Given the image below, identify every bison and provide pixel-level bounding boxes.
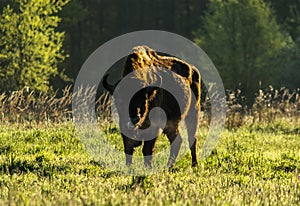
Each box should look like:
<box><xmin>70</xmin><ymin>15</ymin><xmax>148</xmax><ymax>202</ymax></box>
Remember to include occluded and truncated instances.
<box><xmin>103</xmin><ymin>46</ymin><xmax>201</xmax><ymax>167</ymax></box>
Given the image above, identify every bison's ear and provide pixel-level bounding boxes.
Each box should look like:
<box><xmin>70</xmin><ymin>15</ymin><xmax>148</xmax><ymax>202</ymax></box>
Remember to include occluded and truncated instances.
<box><xmin>102</xmin><ymin>74</ymin><xmax>119</xmax><ymax>95</ymax></box>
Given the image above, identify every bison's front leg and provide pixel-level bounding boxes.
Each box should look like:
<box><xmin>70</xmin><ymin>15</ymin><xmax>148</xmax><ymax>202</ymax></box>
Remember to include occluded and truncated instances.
<box><xmin>142</xmin><ymin>138</ymin><xmax>157</xmax><ymax>167</ymax></box>
<box><xmin>164</xmin><ymin>127</ymin><xmax>182</xmax><ymax>167</ymax></box>
<box><xmin>124</xmin><ymin>143</ymin><xmax>134</xmax><ymax>166</ymax></box>
<box><xmin>122</xmin><ymin>135</ymin><xmax>142</xmax><ymax>166</ymax></box>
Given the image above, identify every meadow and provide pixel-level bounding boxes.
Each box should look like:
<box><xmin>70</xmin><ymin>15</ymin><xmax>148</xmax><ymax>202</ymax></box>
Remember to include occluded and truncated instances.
<box><xmin>0</xmin><ymin>87</ymin><xmax>299</xmax><ymax>205</ymax></box>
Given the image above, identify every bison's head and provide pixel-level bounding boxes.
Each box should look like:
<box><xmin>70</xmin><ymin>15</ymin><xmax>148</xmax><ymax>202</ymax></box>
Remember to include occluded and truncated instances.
<box><xmin>102</xmin><ymin>70</ymin><xmax>162</xmax><ymax>135</ymax></box>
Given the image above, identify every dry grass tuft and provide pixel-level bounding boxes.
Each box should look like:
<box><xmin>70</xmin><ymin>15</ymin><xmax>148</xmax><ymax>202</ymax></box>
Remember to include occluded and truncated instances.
<box><xmin>0</xmin><ymin>85</ymin><xmax>299</xmax><ymax>128</ymax></box>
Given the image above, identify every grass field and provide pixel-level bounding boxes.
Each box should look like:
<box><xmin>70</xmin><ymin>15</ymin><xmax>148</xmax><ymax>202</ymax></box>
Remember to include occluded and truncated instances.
<box><xmin>0</xmin><ymin>121</ymin><xmax>299</xmax><ymax>205</ymax></box>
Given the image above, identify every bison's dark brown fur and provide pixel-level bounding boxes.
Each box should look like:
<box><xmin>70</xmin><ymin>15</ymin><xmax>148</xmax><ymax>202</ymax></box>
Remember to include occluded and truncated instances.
<box><xmin>103</xmin><ymin>46</ymin><xmax>201</xmax><ymax>167</ymax></box>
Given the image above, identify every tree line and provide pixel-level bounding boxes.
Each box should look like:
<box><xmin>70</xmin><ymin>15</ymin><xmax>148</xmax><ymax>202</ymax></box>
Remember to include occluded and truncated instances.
<box><xmin>0</xmin><ymin>0</ymin><xmax>299</xmax><ymax>105</ymax></box>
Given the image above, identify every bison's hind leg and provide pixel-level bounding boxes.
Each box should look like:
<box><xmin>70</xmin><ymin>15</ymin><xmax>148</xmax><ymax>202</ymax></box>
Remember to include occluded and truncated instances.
<box><xmin>185</xmin><ymin>105</ymin><xmax>200</xmax><ymax>167</ymax></box>
<box><xmin>186</xmin><ymin>73</ymin><xmax>200</xmax><ymax>167</ymax></box>
<box><xmin>163</xmin><ymin>126</ymin><xmax>182</xmax><ymax>167</ymax></box>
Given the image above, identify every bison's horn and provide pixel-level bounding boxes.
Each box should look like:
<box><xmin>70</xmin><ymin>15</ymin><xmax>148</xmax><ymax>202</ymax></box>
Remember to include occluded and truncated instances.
<box><xmin>102</xmin><ymin>74</ymin><xmax>120</xmax><ymax>94</ymax></box>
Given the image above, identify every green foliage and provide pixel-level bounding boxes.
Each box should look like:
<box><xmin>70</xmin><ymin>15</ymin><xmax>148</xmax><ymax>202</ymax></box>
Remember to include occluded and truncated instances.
<box><xmin>1</xmin><ymin>0</ymin><xmax>297</xmax><ymax>97</ymax></box>
<box><xmin>266</xmin><ymin>0</ymin><xmax>300</xmax><ymax>40</ymax></box>
<box><xmin>0</xmin><ymin>0</ymin><xmax>69</xmax><ymax>92</ymax></box>
<box><xmin>0</xmin><ymin>122</ymin><xmax>299</xmax><ymax>204</ymax></box>
<box><xmin>194</xmin><ymin>0</ymin><xmax>289</xmax><ymax>104</ymax></box>
<box><xmin>277</xmin><ymin>37</ymin><xmax>300</xmax><ymax>89</ymax></box>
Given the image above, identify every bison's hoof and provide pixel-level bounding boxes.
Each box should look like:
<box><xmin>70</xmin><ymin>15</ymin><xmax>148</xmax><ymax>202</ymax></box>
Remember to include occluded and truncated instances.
<box><xmin>144</xmin><ymin>163</ymin><xmax>152</xmax><ymax>169</ymax></box>
<box><xmin>192</xmin><ymin>162</ymin><xmax>198</xmax><ymax>167</ymax></box>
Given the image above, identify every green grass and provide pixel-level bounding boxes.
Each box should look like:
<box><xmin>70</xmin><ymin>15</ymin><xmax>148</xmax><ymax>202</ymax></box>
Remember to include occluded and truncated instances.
<box><xmin>0</xmin><ymin>121</ymin><xmax>299</xmax><ymax>205</ymax></box>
